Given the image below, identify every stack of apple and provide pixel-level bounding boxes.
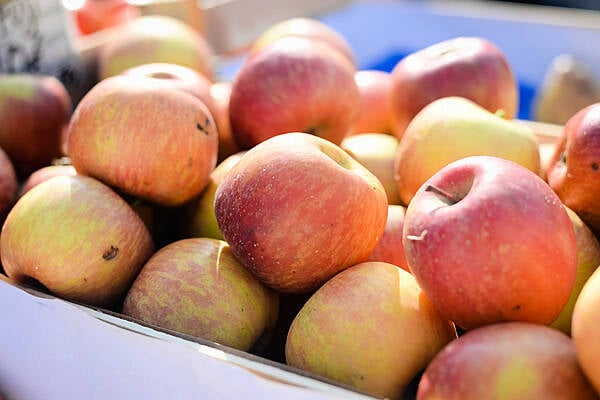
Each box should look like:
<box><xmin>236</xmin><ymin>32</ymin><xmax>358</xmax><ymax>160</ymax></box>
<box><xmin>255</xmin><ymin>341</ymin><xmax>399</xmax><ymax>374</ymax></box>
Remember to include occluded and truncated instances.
<box><xmin>2</xmin><ymin>13</ymin><xmax>600</xmax><ymax>400</ymax></box>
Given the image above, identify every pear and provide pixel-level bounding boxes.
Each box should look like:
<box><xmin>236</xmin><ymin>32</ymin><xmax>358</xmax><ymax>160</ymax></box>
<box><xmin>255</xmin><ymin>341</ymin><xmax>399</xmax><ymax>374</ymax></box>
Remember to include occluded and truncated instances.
<box><xmin>394</xmin><ymin>96</ymin><xmax>541</xmax><ymax>205</ymax></box>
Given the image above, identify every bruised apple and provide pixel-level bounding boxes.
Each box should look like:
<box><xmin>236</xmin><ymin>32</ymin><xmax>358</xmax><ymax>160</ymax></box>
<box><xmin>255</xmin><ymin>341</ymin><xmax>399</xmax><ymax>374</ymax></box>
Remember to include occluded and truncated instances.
<box><xmin>214</xmin><ymin>132</ymin><xmax>388</xmax><ymax>293</ymax></box>
<box><xmin>67</xmin><ymin>75</ymin><xmax>218</xmax><ymax>207</ymax></box>
<box><xmin>417</xmin><ymin>322</ymin><xmax>597</xmax><ymax>399</ymax></box>
<box><xmin>286</xmin><ymin>262</ymin><xmax>457</xmax><ymax>399</ymax></box>
<box><xmin>404</xmin><ymin>156</ymin><xmax>577</xmax><ymax>330</ymax></box>
<box><xmin>1</xmin><ymin>175</ymin><xmax>154</xmax><ymax>307</ymax></box>
<box><xmin>229</xmin><ymin>36</ymin><xmax>360</xmax><ymax>149</ymax></box>
<box><xmin>122</xmin><ymin>238</ymin><xmax>278</xmax><ymax>351</ymax></box>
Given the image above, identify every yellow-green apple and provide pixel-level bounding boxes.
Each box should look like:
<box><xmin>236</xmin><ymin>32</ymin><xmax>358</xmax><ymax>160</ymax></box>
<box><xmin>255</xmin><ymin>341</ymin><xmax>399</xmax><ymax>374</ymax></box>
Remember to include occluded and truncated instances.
<box><xmin>97</xmin><ymin>15</ymin><xmax>215</xmax><ymax>81</ymax></box>
<box><xmin>394</xmin><ymin>96</ymin><xmax>541</xmax><ymax>205</ymax></box>
<box><xmin>417</xmin><ymin>322</ymin><xmax>597</xmax><ymax>399</ymax></box>
<box><xmin>403</xmin><ymin>156</ymin><xmax>578</xmax><ymax>330</ymax></box>
<box><xmin>572</xmin><ymin>265</ymin><xmax>600</xmax><ymax>393</ymax></box>
<box><xmin>546</xmin><ymin>103</ymin><xmax>600</xmax><ymax>232</ymax></box>
<box><xmin>367</xmin><ymin>205</ymin><xmax>409</xmax><ymax>271</ymax></box>
<box><xmin>390</xmin><ymin>37</ymin><xmax>518</xmax><ymax>139</ymax></box>
<box><xmin>67</xmin><ymin>75</ymin><xmax>218</xmax><ymax>207</ymax></box>
<box><xmin>350</xmin><ymin>69</ymin><xmax>394</xmax><ymax>135</ymax></box>
<box><xmin>186</xmin><ymin>151</ymin><xmax>245</xmax><ymax>240</ymax></box>
<box><xmin>250</xmin><ymin>17</ymin><xmax>356</xmax><ymax>66</ymax></box>
<box><xmin>214</xmin><ymin>132</ymin><xmax>388</xmax><ymax>293</ymax></box>
<box><xmin>285</xmin><ymin>261</ymin><xmax>457</xmax><ymax>399</ymax></box>
<box><xmin>341</xmin><ymin>132</ymin><xmax>401</xmax><ymax>205</ymax></box>
<box><xmin>0</xmin><ymin>175</ymin><xmax>154</xmax><ymax>308</ymax></box>
<box><xmin>18</xmin><ymin>164</ymin><xmax>77</xmax><ymax>198</ymax></box>
<box><xmin>122</xmin><ymin>237</ymin><xmax>279</xmax><ymax>352</ymax></box>
<box><xmin>120</xmin><ymin>62</ymin><xmax>216</xmax><ymax>118</ymax></box>
<box><xmin>551</xmin><ymin>207</ymin><xmax>600</xmax><ymax>335</ymax></box>
<box><xmin>209</xmin><ymin>81</ymin><xmax>239</xmax><ymax>163</ymax></box>
<box><xmin>0</xmin><ymin>146</ymin><xmax>17</xmax><ymax>223</ymax></box>
<box><xmin>0</xmin><ymin>74</ymin><xmax>72</xmax><ymax>178</ymax></box>
<box><xmin>228</xmin><ymin>37</ymin><xmax>360</xmax><ymax>150</ymax></box>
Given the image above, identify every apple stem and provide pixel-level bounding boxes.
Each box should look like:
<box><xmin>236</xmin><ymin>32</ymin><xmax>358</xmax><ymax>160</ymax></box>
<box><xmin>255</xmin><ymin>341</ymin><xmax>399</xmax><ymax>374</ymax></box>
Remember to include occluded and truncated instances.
<box><xmin>425</xmin><ymin>184</ymin><xmax>460</xmax><ymax>205</ymax></box>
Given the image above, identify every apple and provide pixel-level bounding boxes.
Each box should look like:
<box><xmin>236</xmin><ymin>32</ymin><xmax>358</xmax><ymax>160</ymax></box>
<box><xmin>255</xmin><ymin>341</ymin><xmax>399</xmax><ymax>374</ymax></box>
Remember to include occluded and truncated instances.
<box><xmin>122</xmin><ymin>237</ymin><xmax>279</xmax><ymax>352</ymax></box>
<box><xmin>214</xmin><ymin>132</ymin><xmax>388</xmax><ymax>293</ymax></box>
<box><xmin>573</xmin><ymin>264</ymin><xmax>600</xmax><ymax>393</ymax></box>
<box><xmin>403</xmin><ymin>155</ymin><xmax>578</xmax><ymax>330</ymax></box>
<box><xmin>120</xmin><ymin>62</ymin><xmax>216</xmax><ymax>118</ymax></box>
<box><xmin>286</xmin><ymin>261</ymin><xmax>457</xmax><ymax>399</ymax></box>
<box><xmin>209</xmin><ymin>81</ymin><xmax>240</xmax><ymax>163</ymax></box>
<box><xmin>0</xmin><ymin>74</ymin><xmax>72</xmax><ymax>178</ymax></box>
<box><xmin>185</xmin><ymin>151</ymin><xmax>245</xmax><ymax>241</ymax></box>
<box><xmin>551</xmin><ymin>206</ymin><xmax>600</xmax><ymax>336</ymax></box>
<box><xmin>350</xmin><ymin>69</ymin><xmax>394</xmax><ymax>135</ymax></box>
<box><xmin>97</xmin><ymin>15</ymin><xmax>215</xmax><ymax>81</ymax></box>
<box><xmin>394</xmin><ymin>96</ymin><xmax>541</xmax><ymax>205</ymax></box>
<box><xmin>250</xmin><ymin>17</ymin><xmax>356</xmax><ymax>66</ymax></box>
<box><xmin>416</xmin><ymin>322</ymin><xmax>597</xmax><ymax>399</ymax></box>
<box><xmin>228</xmin><ymin>36</ymin><xmax>360</xmax><ymax>150</ymax></box>
<box><xmin>0</xmin><ymin>175</ymin><xmax>154</xmax><ymax>308</ymax></box>
<box><xmin>67</xmin><ymin>75</ymin><xmax>219</xmax><ymax>207</ymax></box>
<box><xmin>546</xmin><ymin>103</ymin><xmax>600</xmax><ymax>232</ymax></box>
<box><xmin>70</xmin><ymin>0</ymin><xmax>140</xmax><ymax>36</ymax></box>
<box><xmin>0</xmin><ymin>146</ymin><xmax>17</xmax><ymax>224</ymax></box>
<box><xmin>340</xmin><ymin>132</ymin><xmax>401</xmax><ymax>205</ymax></box>
<box><xmin>390</xmin><ymin>37</ymin><xmax>518</xmax><ymax>139</ymax></box>
<box><xmin>18</xmin><ymin>164</ymin><xmax>77</xmax><ymax>199</ymax></box>
<box><xmin>367</xmin><ymin>205</ymin><xmax>409</xmax><ymax>271</ymax></box>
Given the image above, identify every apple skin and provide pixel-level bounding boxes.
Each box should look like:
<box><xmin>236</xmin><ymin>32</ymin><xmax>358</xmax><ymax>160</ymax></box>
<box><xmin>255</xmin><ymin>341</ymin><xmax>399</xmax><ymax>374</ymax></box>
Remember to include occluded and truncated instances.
<box><xmin>0</xmin><ymin>175</ymin><xmax>154</xmax><ymax>308</ymax></box>
<box><xmin>0</xmin><ymin>74</ymin><xmax>72</xmax><ymax>178</ymax></box>
<box><xmin>390</xmin><ymin>37</ymin><xmax>518</xmax><ymax>139</ymax></box>
<box><xmin>18</xmin><ymin>164</ymin><xmax>77</xmax><ymax>199</ymax></box>
<box><xmin>228</xmin><ymin>36</ymin><xmax>360</xmax><ymax>150</ymax></box>
<box><xmin>285</xmin><ymin>262</ymin><xmax>457</xmax><ymax>399</ymax></box>
<box><xmin>214</xmin><ymin>132</ymin><xmax>388</xmax><ymax>293</ymax></box>
<box><xmin>209</xmin><ymin>81</ymin><xmax>240</xmax><ymax>163</ymax></box>
<box><xmin>340</xmin><ymin>132</ymin><xmax>401</xmax><ymax>205</ymax></box>
<box><xmin>250</xmin><ymin>17</ymin><xmax>356</xmax><ymax>66</ymax></box>
<box><xmin>551</xmin><ymin>207</ymin><xmax>600</xmax><ymax>335</ymax></box>
<box><xmin>0</xmin><ymin>146</ymin><xmax>17</xmax><ymax>223</ymax></box>
<box><xmin>350</xmin><ymin>70</ymin><xmax>394</xmax><ymax>135</ymax></box>
<box><xmin>72</xmin><ymin>0</ymin><xmax>140</xmax><ymax>36</ymax></box>
<box><xmin>122</xmin><ymin>237</ymin><xmax>279</xmax><ymax>352</ymax></box>
<box><xmin>546</xmin><ymin>103</ymin><xmax>600</xmax><ymax>232</ymax></box>
<box><xmin>186</xmin><ymin>151</ymin><xmax>246</xmax><ymax>240</ymax></box>
<box><xmin>403</xmin><ymin>156</ymin><xmax>578</xmax><ymax>330</ymax></box>
<box><xmin>572</xmin><ymin>264</ymin><xmax>600</xmax><ymax>393</ymax></box>
<box><xmin>367</xmin><ymin>205</ymin><xmax>409</xmax><ymax>271</ymax></box>
<box><xmin>394</xmin><ymin>96</ymin><xmax>541</xmax><ymax>205</ymax></box>
<box><xmin>97</xmin><ymin>15</ymin><xmax>215</xmax><ymax>81</ymax></box>
<box><xmin>67</xmin><ymin>75</ymin><xmax>219</xmax><ymax>207</ymax></box>
<box><xmin>417</xmin><ymin>322</ymin><xmax>598</xmax><ymax>400</ymax></box>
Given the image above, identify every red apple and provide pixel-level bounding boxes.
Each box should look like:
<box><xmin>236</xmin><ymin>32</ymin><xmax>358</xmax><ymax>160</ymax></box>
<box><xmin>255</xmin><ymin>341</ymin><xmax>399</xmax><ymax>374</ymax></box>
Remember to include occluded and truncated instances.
<box><xmin>122</xmin><ymin>238</ymin><xmax>278</xmax><ymax>351</ymax></box>
<box><xmin>209</xmin><ymin>81</ymin><xmax>239</xmax><ymax>163</ymax></box>
<box><xmin>572</xmin><ymin>264</ymin><xmax>600</xmax><ymax>392</ymax></box>
<box><xmin>67</xmin><ymin>75</ymin><xmax>219</xmax><ymax>207</ymax></box>
<box><xmin>351</xmin><ymin>69</ymin><xmax>394</xmax><ymax>135</ymax></box>
<box><xmin>390</xmin><ymin>37</ymin><xmax>518</xmax><ymax>139</ymax></box>
<box><xmin>214</xmin><ymin>132</ymin><xmax>388</xmax><ymax>293</ymax></box>
<box><xmin>97</xmin><ymin>15</ymin><xmax>215</xmax><ymax>81</ymax></box>
<box><xmin>70</xmin><ymin>0</ymin><xmax>140</xmax><ymax>36</ymax></box>
<box><xmin>403</xmin><ymin>155</ymin><xmax>578</xmax><ymax>330</ymax></box>
<box><xmin>546</xmin><ymin>103</ymin><xmax>600</xmax><ymax>232</ymax></box>
<box><xmin>286</xmin><ymin>262</ymin><xmax>457</xmax><ymax>399</ymax></box>
<box><xmin>18</xmin><ymin>164</ymin><xmax>77</xmax><ymax>199</ymax></box>
<box><xmin>0</xmin><ymin>74</ymin><xmax>71</xmax><ymax>178</ymax></box>
<box><xmin>1</xmin><ymin>175</ymin><xmax>154</xmax><ymax>308</ymax></box>
<box><xmin>250</xmin><ymin>17</ymin><xmax>356</xmax><ymax>66</ymax></box>
<box><xmin>340</xmin><ymin>132</ymin><xmax>401</xmax><ymax>205</ymax></box>
<box><xmin>228</xmin><ymin>36</ymin><xmax>360</xmax><ymax>149</ymax></box>
<box><xmin>367</xmin><ymin>205</ymin><xmax>409</xmax><ymax>271</ymax></box>
<box><xmin>0</xmin><ymin>146</ymin><xmax>17</xmax><ymax>223</ymax></box>
<box><xmin>417</xmin><ymin>322</ymin><xmax>597</xmax><ymax>399</ymax></box>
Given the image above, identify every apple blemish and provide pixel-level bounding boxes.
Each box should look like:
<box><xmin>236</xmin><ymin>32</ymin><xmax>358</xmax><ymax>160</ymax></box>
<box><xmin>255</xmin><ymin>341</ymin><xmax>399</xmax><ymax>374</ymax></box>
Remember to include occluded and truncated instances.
<box><xmin>196</xmin><ymin>117</ymin><xmax>211</xmax><ymax>135</ymax></box>
<box><xmin>102</xmin><ymin>245</ymin><xmax>120</xmax><ymax>261</ymax></box>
